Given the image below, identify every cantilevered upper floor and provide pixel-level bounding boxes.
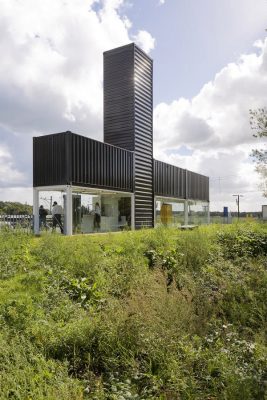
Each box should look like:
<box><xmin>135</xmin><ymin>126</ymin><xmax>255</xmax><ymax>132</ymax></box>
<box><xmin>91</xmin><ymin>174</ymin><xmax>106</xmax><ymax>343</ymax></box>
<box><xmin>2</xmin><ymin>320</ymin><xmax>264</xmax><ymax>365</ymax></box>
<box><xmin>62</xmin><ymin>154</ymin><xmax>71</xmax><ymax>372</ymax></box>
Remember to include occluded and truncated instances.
<box><xmin>33</xmin><ymin>131</ymin><xmax>209</xmax><ymax>203</ymax></box>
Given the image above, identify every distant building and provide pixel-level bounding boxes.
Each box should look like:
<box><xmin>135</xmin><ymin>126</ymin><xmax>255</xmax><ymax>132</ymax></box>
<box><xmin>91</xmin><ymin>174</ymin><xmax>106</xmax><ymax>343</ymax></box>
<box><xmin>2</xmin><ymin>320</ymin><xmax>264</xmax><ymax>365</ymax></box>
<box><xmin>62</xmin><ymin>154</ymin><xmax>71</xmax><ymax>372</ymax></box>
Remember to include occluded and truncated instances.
<box><xmin>33</xmin><ymin>43</ymin><xmax>209</xmax><ymax>235</ymax></box>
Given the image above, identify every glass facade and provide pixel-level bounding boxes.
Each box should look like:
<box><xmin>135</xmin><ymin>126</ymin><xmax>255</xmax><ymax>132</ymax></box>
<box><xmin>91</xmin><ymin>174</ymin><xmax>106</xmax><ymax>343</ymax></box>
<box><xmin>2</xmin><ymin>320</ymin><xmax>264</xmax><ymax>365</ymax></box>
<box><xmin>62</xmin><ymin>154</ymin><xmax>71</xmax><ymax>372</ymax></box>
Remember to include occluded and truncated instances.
<box><xmin>155</xmin><ymin>197</ymin><xmax>209</xmax><ymax>227</ymax></box>
<box><xmin>37</xmin><ymin>189</ymin><xmax>132</xmax><ymax>235</ymax></box>
<box><xmin>36</xmin><ymin>190</ymin><xmax>209</xmax><ymax>236</ymax></box>
<box><xmin>38</xmin><ymin>190</ymin><xmax>64</xmax><ymax>233</ymax></box>
<box><xmin>188</xmin><ymin>201</ymin><xmax>209</xmax><ymax>225</ymax></box>
<box><xmin>155</xmin><ymin>198</ymin><xmax>185</xmax><ymax>227</ymax></box>
<box><xmin>73</xmin><ymin>192</ymin><xmax>132</xmax><ymax>234</ymax></box>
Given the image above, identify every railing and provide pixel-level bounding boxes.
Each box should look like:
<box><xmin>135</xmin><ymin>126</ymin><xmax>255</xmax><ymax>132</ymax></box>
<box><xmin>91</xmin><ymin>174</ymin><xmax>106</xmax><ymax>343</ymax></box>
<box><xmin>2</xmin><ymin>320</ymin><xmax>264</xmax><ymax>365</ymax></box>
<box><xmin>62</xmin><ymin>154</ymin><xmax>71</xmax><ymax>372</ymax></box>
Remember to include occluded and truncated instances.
<box><xmin>0</xmin><ymin>214</ymin><xmax>33</xmax><ymax>233</ymax></box>
<box><xmin>0</xmin><ymin>214</ymin><xmax>67</xmax><ymax>235</ymax></box>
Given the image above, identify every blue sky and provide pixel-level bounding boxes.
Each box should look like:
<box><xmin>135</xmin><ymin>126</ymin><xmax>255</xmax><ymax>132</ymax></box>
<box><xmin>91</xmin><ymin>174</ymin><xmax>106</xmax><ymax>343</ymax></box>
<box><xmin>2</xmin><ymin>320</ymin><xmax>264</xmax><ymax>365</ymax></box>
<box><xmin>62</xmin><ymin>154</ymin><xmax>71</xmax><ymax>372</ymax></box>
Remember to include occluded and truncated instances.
<box><xmin>126</xmin><ymin>0</ymin><xmax>267</xmax><ymax>103</ymax></box>
<box><xmin>0</xmin><ymin>0</ymin><xmax>266</xmax><ymax>211</ymax></box>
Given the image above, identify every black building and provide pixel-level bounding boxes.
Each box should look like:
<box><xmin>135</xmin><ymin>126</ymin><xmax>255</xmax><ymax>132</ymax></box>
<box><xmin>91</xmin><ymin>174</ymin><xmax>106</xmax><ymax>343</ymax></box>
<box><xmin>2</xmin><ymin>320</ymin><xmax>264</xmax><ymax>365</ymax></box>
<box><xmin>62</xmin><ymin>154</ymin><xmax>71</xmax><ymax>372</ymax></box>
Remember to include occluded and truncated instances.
<box><xmin>33</xmin><ymin>43</ymin><xmax>209</xmax><ymax>235</ymax></box>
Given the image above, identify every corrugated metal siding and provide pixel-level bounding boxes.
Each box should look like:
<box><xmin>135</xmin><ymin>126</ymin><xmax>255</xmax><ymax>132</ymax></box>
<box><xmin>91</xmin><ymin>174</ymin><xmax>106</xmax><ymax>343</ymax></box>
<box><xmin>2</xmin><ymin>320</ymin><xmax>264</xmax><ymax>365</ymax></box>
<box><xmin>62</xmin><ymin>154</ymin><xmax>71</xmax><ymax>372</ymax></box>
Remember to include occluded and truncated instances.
<box><xmin>33</xmin><ymin>132</ymin><xmax>68</xmax><ymax>187</ymax></box>
<box><xmin>71</xmin><ymin>133</ymin><xmax>133</xmax><ymax>192</ymax></box>
<box><xmin>134</xmin><ymin>45</ymin><xmax>154</xmax><ymax>228</ymax></box>
<box><xmin>154</xmin><ymin>159</ymin><xmax>209</xmax><ymax>202</ymax></box>
<box><xmin>187</xmin><ymin>170</ymin><xmax>209</xmax><ymax>202</ymax></box>
<box><xmin>34</xmin><ymin>43</ymin><xmax>209</xmax><ymax>225</ymax></box>
<box><xmin>104</xmin><ymin>44</ymin><xmax>135</xmax><ymax>151</ymax></box>
<box><xmin>154</xmin><ymin>160</ymin><xmax>186</xmax><ymax>199</ymax></box>
<box><xmin>33</xmin><ymin>132</ymin><xmax>133</xmax><ymax>192</ymax></box>
<box><xmin>103</xmin><ymin>43</ymin><xmax>154</xmax><ymax>229</ymax></box>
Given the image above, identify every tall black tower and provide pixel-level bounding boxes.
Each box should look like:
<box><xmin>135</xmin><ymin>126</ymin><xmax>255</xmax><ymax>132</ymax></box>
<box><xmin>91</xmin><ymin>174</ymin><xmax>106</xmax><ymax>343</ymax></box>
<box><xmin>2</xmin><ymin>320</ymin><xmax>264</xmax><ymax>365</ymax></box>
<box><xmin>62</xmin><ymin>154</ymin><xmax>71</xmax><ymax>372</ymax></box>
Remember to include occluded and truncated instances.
<box><xmin>104</xmin><ymin>43</ymin><xmax>154</xmax><ymax>229</ymax></box>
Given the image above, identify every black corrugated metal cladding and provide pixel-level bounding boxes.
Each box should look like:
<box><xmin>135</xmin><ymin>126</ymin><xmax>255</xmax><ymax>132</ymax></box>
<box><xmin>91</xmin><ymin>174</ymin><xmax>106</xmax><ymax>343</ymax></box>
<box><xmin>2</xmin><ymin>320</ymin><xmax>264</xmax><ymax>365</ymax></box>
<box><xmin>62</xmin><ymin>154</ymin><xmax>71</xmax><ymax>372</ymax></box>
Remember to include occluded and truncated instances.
<box><xmin>133</xmin><ymin>45</ymin><xmax>154</xmax><ymax>228</ymax></box>
<box><xmin>154</xmin><ymin>159</ymin><xmax>209</xmax><ymax>202</ymax></box>
<box><xmin>33</xmin><ymin>132</ymin><xmax>134</xmax><ymax>192</ymax></box>
<box><xmin>33</xmin><ymin>42</ymin><xmax>209</xmax><ymax>226</ymax></box>
<box><xmin>187</xmin><ymin>170</ymin><xmax>209</xmax><ymax>202</ymax></box>
<box><xmin>71</xmin><ymin>133</ymin><xmax>133</xmax><ymax>192</ymax></box>
<box><xmin>104</xmin><ymin>44</ymin><xmax>135</xmax><ymax>151</ymax></box>
<box><xmin>33</xmin><ymin>132</ymin><xmax>68</xmax><ymax>187</ymax></box>
<box><xmin>154</xmin><ymin>160</ymin><xmax>186</xmax><ymax>199</ymax></box>
<box><xmin>104</xmin><ymin>43</ymin><xmax>154</xmax><ymax>229</ymax></box>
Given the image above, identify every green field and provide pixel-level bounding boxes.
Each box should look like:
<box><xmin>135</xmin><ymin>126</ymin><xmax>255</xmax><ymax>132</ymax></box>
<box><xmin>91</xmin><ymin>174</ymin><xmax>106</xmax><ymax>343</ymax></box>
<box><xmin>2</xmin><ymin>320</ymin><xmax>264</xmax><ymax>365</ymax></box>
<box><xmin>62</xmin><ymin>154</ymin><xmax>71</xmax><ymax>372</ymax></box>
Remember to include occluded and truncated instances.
<box><xmin>0</xmin><ymin>223</ymin><xmax>266</xmax><ymax>399</ymax></box>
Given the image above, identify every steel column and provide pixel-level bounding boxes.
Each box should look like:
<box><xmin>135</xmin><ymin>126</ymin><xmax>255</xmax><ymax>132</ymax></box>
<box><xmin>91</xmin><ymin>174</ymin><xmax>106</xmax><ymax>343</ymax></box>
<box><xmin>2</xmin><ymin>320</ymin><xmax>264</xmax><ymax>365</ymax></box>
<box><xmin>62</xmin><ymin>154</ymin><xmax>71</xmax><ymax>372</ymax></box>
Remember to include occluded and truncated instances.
<box><xmin>131</xmin><ymin>193</ymin><xmax>135</xmax><ymax>230</ymax></box>
<box><xmin>207</xmin><ymin>202</ymin><xmax>210</xmax><ymax>224</ymax></box>
<box><xmin>184</xmin><ymin>200</ymin><xmax>188</xmax><ymax>225</ymax></box>
<box><xmin>65</xmin><ymin>185</ymin><xmax>73</xmax><ymax>235</ymax></box>
<box><xmin>33</xmin><ymin>188</ymin><xmax>40</xmax><ymax>235</ymax></box>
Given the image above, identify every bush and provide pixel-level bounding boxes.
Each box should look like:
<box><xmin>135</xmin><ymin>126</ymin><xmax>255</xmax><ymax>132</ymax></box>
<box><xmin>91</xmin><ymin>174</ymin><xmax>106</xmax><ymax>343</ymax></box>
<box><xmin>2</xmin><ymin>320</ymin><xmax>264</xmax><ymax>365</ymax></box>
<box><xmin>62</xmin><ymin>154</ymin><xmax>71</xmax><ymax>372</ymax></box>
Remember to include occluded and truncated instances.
<box><xmin>217</xmin><ymin>225</ymin><xmax>267</xmax><ymax>259</ymax></box>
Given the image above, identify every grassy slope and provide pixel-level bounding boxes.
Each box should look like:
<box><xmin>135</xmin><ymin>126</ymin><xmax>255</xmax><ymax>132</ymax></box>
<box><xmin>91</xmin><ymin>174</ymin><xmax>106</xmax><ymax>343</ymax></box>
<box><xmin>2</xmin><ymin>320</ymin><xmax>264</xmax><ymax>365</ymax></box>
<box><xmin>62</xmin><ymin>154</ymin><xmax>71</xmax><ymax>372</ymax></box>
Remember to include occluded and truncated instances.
<box><xmin>0</xmin><ymin>223</ymin><xmax>266</xmax><ymax>400</ymax></box>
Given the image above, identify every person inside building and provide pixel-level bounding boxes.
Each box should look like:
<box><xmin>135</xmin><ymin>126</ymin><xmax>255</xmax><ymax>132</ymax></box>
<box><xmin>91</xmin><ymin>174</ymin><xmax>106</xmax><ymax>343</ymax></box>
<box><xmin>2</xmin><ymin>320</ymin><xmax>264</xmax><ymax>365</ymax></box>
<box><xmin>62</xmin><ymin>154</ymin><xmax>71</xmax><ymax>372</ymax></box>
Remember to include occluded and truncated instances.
<box><xmin>39</xmin><ymin>205</ymin><xmax>48</xmax><ymax>229</ymax></box>
<box><xmin>94</xmin><ymin>202</ymin><xmax>101</xmax><ymax>231</ymax></box>
<box><xmin>52</xmin><ymin>201</ymin><xmax>64</xmax><ymax>234</ymax></box>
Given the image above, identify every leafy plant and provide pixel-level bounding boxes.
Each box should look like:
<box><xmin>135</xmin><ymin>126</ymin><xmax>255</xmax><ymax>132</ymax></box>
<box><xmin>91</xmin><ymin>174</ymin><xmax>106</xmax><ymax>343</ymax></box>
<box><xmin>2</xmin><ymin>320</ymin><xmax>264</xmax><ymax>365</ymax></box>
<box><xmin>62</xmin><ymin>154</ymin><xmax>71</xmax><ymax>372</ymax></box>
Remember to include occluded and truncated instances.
<box><xmin>60</xmin><ymin>276</ymin><xmax>105</xmax><ymax>309</ymax></box>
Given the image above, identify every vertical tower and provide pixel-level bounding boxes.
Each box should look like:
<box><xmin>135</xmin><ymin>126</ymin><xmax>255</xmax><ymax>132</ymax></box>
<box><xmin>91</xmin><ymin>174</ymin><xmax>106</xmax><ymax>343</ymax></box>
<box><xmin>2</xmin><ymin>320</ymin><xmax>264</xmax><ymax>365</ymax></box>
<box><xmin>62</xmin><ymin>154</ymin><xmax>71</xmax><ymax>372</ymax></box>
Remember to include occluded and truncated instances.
<box><xmin>104</xmin><ymin>43</ymin><xmax>154</xmax><ymax>229</ymax></box>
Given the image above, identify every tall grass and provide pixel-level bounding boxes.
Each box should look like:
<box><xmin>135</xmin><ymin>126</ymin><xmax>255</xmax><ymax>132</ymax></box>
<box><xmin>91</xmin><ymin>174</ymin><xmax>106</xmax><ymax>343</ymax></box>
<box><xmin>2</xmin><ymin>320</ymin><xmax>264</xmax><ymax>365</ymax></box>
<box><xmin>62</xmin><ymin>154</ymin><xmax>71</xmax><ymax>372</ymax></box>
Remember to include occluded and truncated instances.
<box><xmin>0</xmin><ymin>223</ymin><xmax>266</xmax><ymax>399</ymax></box>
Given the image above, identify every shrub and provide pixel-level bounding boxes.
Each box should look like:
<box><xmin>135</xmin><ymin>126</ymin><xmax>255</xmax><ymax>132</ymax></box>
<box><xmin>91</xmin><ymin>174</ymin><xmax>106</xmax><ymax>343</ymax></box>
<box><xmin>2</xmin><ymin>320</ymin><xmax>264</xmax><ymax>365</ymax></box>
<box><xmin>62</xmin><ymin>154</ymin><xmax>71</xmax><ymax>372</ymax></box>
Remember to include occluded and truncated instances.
<box><xmin>217</xmin><ymin>226</ymin><xmax>267</xmax><ymax>259</ymax></box>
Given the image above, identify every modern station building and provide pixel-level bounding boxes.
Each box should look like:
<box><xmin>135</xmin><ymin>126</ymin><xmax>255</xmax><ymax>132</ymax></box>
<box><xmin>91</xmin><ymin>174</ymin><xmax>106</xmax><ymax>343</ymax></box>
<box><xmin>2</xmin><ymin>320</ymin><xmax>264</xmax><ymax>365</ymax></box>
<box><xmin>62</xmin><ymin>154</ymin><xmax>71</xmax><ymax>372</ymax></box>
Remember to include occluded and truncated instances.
<box><xmin>33</xmin><ymin>43</ymin><xmax>209</xmax><ymax>235</ymax></box>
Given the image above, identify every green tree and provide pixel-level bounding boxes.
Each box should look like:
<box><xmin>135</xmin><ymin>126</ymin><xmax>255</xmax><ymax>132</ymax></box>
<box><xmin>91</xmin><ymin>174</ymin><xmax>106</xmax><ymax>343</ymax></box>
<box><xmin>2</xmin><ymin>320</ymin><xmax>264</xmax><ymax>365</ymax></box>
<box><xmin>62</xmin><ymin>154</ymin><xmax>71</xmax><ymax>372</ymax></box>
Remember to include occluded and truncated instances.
<box><xmin>0</xmin><ymin>201</ymin><xmax>32</xmax><ymax>215</ymax></box>
<box><xmin>249</xmin><ymin>108</ymin><xmax>267</xmax><ymax>197</ymax></box>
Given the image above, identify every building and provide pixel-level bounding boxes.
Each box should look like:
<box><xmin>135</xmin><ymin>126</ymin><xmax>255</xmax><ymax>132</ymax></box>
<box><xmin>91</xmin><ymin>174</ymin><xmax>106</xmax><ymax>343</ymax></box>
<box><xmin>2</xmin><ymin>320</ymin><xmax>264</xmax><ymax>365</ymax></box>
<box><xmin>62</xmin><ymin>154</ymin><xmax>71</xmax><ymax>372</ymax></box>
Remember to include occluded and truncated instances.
<box><xmin>33</xmin><ymin>43</ymin><xmax>209</xmax><ymax>235</ymax></box>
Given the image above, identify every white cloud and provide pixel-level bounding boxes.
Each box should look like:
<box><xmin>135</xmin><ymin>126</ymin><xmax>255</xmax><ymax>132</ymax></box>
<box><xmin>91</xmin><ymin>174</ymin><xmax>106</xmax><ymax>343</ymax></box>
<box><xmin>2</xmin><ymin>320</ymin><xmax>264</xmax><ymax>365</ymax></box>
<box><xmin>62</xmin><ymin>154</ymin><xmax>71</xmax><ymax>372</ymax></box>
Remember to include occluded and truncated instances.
<box><xmin>133</xmin><ymin>30</ymin><xmax>155</xmax><ymax>53</ymax></box>
<box><xmin>0</xmin><ymin>0</ymin><xmax>135</xmax><ymax>138</ymax></box>
<box><xmin>0</xmin><ymin>187</ymin><xmax>33</xmax><ymax>203</ymax></box>
<box><xmin>0</xmin><ymin>0</ymin><xmax>266</xmax><ymax>213</ymax></box>
<box><xmin>0</xmin><ymin>0</ymin><xmax>155</xmax><ymax>199</ymax></box>
<box><xmin>154</xmin><ymin>39</ymin><xmax>267</xmax><ymax>211</ymax></box>
<box><xmin>158</xmin><ymin>0</ymin><xmax>165</xmax><ymax>5</ymax></box>
<box><xmin>0</xmin><ymin>145</ymin><xmax>27</xmax><ymax>187</ymax></box>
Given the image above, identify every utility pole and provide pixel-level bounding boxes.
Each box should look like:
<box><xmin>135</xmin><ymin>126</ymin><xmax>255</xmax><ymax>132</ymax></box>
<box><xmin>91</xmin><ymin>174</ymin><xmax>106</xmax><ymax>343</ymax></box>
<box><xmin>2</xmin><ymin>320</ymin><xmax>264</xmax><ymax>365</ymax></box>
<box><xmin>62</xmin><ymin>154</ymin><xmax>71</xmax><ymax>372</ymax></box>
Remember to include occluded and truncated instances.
<box><xmin>232</xmin><ymin>194</ymin><xmax>244</xmax><ymax>220</ymax></box>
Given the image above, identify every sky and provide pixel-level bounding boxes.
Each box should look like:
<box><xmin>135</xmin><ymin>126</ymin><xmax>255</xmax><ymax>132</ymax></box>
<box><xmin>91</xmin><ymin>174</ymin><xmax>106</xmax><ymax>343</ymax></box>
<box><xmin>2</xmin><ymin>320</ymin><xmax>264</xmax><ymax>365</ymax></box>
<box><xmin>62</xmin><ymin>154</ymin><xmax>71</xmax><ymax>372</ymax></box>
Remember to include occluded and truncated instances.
<box><xmin>0</xmin><ymin>0</ymin><xmax>267</xmax><ymax>212</ymax></box>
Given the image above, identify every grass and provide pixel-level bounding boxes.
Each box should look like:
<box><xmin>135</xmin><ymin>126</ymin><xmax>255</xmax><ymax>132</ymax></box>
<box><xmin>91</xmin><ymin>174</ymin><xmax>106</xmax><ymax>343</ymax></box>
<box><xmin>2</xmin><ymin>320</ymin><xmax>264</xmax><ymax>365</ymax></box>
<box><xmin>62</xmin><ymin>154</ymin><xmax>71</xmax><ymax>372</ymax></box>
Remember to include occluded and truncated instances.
<box><xmin>0</xmin><ymin>223</ymin><xmax>266</xmax><ymax>399</ymax></box>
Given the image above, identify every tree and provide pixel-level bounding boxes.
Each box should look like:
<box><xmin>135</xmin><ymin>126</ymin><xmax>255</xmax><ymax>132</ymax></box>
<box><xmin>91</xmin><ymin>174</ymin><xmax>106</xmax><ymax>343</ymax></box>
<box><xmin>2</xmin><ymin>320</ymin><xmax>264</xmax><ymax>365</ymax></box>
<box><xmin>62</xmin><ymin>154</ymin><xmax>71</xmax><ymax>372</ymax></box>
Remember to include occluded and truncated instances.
<box><xmin>0</xmin><ymin>201</ymin><xmax>33</xmax><ymax>215</ymax></box>
<box><xmin>249</xmin><ymin>108</ymin><xmax>267</xmax><ymax>197</ymax></box>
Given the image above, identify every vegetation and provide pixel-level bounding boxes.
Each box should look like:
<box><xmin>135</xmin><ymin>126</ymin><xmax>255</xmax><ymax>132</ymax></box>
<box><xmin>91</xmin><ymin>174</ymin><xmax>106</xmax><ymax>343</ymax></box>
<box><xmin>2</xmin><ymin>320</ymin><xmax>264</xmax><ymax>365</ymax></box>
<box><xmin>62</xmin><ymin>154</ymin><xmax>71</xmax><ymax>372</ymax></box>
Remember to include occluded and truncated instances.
<box><xmin>250</xmin><ymin>107</ymin><xmax>267</xmax><ymax>196</ymax></box>
<box><xmin>0</xmin><ymin>201</ymin><xmax>32</xmax><ymax>215</ymax></box>
<box><xmin>0</xmin><ymin>223</ymin><xmax>266</xmax><ymax>399</ymax></box>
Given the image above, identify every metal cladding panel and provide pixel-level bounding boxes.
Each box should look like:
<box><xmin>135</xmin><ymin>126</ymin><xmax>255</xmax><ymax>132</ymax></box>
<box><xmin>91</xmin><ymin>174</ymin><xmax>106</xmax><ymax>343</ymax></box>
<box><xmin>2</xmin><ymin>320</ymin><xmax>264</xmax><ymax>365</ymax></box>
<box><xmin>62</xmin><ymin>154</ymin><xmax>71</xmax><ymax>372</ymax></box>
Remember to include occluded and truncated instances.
<box><xmin>187</xmin><ymin>170</ymin><xmax>209</xmax><ymax>202</ymax></box>
<box><xmin>154</xmin><ymin>160</ymin><xmax>186</xmax><ymax>199</ymax></box>
<box><xmin>104</xmin><ymin>44</ymin><xmax>135</xmax><ymax>151</ymax></box>
<box><xmin>33</xmin><ymin>132</ymin><xmax>69</xmax><ymax>187</ymax></box>
<box><xmin>134</xmin><ymin>45</ymin><xmax>154</xmax><ymax>229</ymax></box>
<box><xmin>103</xmin><ymin>43</ymin><xmax>154</xmax><ymax>229</ymax></box>
<box><xmin>154</xmin><ymin>160</ymin><xmax>209</xmax><ymax>202</ymax></box>
<box><xmin>33</xmin><ymin>132</ymin><xmax>133</xmax><ymax>192</ymax></box>
<box><xmin>70</xmin><ymin>133</ymin><xmax>133</xmax><ymax>192</ymax></box>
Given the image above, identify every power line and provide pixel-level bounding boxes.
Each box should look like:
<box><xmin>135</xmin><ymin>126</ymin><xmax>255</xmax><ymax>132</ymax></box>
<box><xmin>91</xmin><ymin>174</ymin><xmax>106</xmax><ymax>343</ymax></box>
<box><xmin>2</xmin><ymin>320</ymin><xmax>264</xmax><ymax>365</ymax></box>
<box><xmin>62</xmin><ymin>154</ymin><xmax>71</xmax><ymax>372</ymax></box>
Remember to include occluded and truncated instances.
<box><xmin>209</xmin><ymin>185</ymin><xmax>263</xmax><ymax>193</ymax></box>
<box><xmin>233</xmin><ymin>194</ymin><xmax>244</xmax><ymax>220</ymax></box>
<box><xmin>210</xmin><ymin>174</ymin><xmax>241</xmax><ymax>180</ymax></box>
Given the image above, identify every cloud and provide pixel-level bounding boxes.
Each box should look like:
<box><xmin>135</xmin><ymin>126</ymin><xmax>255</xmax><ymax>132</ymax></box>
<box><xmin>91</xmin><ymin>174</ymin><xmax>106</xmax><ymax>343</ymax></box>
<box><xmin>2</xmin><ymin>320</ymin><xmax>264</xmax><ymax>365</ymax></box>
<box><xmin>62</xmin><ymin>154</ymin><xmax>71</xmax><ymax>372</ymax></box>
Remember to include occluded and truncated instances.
<box><xmin>0</xmin><ymin>145</ymin><xmax>27</xmax><ymax>188</ymax></box>
<box><xmin>0</xmin><ymin>0</ymin><xmax>266</xmax><ymax>212</ymax></box>
<box><xmin>0</xmin><ymin>0</ymin><xmax>155</xmax><ymax>196</ymax></box>
<box><xmin>0</xmin><ymin>0</ymin><xmax>133</xmax><ymax>136</ymax></box>
<box><xmin>133</xmin><ymin>30</ymin><xmax>155</xmax><ymax>53</ymax></box>
<box><xmin>154</xmin><ymin>39</ymin><xmax>267</xmax><ymax>211</ymax></box>
<box><xmin>158</xmin><ymin>0</ymin><xmax>165</xmax><ymax>5</ymax></box>
<box><xmin>0</xmin><ymin>187</ymin><xmax>33</xmax><ymax>203</ymax></box>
